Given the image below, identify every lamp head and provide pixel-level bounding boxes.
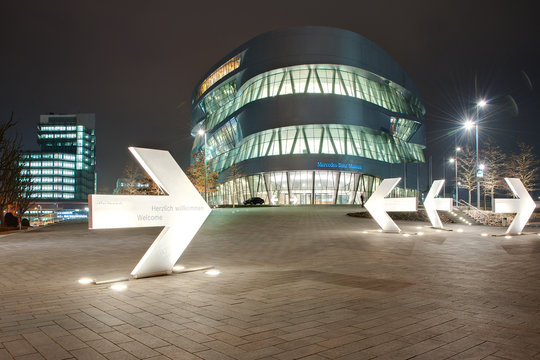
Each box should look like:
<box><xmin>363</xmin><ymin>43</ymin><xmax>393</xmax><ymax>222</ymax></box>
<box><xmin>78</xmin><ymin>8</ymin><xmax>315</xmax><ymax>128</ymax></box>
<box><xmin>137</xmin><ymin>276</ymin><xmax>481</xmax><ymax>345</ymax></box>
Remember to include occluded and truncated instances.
<box><xmin>197</xmin><ymin>129</ymin><xmax>205</xmax><ymax>136</ymax></box>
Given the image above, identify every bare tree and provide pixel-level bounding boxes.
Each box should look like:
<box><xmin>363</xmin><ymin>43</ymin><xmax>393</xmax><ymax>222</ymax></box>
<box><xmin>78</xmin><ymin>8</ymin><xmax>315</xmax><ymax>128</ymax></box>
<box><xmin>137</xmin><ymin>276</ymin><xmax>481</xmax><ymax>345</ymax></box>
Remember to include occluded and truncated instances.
<box><xmin>117</xmin><ymin>161</ymin><xmax>165</xmax><ymax>195</ymax></box>
<box><xmin>482</xmin><ymin>139</ymin><xmax>506</xmax><ymax>210</ymax></box>
<box><xmin>140</xmin><ymin>174</ymin><xmax>165</xmax><ymax>195</ymax></box>
<box><xmin>186</xmin><ymin>151</ymin><xmax>219</xmax><ymax>200</ymax></box>
<box><xmin>506</xmin><ymin>142</ymin><xmax>539</xmax><ymax>192</ymax></box>
<box><xmin>0</xmin><ymin>113</ymin><xmax>23</xmax><ymax>226</ymax></box>
<box><xmin>118</xmin><ymin>162</ymin><xmax>145</xmax><ymax>194</ymax></box>
<box><xmin>457</xmin><ymin>145</ymin><xmax>477</xmax><ymax>204</ymax></box>
<box><xmin>13</xmin><ymin>170</ymin><xmax>34</xmax><ymax>229</ymax></box>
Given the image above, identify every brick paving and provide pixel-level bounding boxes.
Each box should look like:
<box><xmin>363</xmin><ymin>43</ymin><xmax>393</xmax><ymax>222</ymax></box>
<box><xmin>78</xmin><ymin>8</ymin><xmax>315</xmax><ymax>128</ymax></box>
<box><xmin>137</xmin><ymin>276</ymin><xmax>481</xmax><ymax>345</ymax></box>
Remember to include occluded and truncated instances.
<box><xmin>1</xmin><ymin>206</ymin><xmax>540</xmax><ymax>359</ymax></box>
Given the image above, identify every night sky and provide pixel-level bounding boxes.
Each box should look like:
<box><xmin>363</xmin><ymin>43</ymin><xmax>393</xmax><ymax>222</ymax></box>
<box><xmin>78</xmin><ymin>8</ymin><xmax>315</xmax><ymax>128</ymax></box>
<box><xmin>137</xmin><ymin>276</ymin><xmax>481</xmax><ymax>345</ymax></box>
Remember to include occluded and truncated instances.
<box><xmin>1</xmin><ymin>1</ymin><xmax>539</xmax><ymax>193</ymax></box>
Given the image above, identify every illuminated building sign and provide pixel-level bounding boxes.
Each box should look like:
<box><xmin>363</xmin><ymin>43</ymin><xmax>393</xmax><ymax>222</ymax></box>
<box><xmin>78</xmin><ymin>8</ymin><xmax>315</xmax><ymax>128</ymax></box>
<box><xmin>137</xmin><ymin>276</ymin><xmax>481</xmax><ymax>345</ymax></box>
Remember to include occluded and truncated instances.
<box><xmin>317</xmin><ymin>162</ymin><xmax>362</xmax><ymax>170</ymax></box>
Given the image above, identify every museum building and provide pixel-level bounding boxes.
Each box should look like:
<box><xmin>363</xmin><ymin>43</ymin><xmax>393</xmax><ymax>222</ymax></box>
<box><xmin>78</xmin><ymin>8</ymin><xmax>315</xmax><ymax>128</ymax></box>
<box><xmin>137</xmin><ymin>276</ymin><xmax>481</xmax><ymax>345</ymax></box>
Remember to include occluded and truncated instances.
<box><xmin>190</xmin><ymin>27</ymin><xmax>426</xmax><ymax>205</ymax></box>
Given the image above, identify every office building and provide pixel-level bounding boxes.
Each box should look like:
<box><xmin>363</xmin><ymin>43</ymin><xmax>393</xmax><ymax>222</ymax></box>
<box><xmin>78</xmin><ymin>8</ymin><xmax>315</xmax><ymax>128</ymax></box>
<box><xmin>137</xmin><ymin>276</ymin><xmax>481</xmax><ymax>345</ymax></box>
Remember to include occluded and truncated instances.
<box><xmin>21</xmin><ymin>113</ymin><xmax>96</xmax><ymax>219</ymax></box>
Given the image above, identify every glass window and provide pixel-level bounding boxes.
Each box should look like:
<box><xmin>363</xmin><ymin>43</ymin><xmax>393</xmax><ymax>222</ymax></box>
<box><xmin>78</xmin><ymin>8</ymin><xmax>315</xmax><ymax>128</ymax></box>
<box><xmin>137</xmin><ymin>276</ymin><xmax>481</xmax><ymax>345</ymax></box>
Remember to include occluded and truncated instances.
<box><xmin>265</xmin><ymin>172</ymin><xmax>288</xmax><ymax>205</ymax></box>
<box><xmin>196</xmin><ymin>63</ymin><xmax>425</xmax><ymax>137</ymax></box>
<box><xmin>197</xmin><ymin>53</ymin><xmax>242</xmax><ymax>98</ymax></box>
<box><xmin>208</xmin><ymin>123</ymin><xmax>425</xmax><ymax>174</ymax></box>
<box><xmin>314</xmin><ymin>171</ymin><xmax>337</xmax><ymax>204</ymax></box>
<box><xmin>289</xmin><ymin>171</ymin><xmax>313</xmax><ymax>205</ymax></box>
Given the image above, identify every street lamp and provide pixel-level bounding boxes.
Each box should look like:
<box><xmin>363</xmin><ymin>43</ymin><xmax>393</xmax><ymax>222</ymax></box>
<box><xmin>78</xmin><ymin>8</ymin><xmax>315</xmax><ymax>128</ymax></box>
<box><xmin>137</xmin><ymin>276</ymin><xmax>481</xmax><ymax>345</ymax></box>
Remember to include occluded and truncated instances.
<box><xmin>197</xmin><ymin>128</ymin><xmax>208</xmax><ymax>203</ymax></box>
<box><xmin>475</xmin><ymin>100</ymin><xmax>487</xmax><ymax>208</ymax></box>
<box><xmin>449</xmin><ymin>148</ymin><xmax>460</xmax><ymax>206</ymax></box>
<box><xmin>478</xmin><ymin>163</ymin><xmax>486</xmax><ymax>209</ymax></box>
<box><xmin>442</xmin><ymin>156</ymin><xmax>446</xmax><ymax>198</ymax></box>
<box><xmin>463</xmin><ymin>119</ymin><xmax>479</xmax><ymax>206</ymax></box>
<box><xmin>463</xmin><ymin>99</ymin><xmax>486</xmax><ymax>208</ymax></box>
<box><xmin>448</xmin><ymin>158</ymin><xmax>454</xmax><ymax>200</ymax></box>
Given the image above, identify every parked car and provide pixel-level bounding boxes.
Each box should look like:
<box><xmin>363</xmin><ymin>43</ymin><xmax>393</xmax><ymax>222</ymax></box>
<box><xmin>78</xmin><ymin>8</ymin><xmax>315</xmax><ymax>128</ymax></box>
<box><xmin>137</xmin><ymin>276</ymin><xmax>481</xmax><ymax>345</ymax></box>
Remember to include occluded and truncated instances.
<box><xmin>244</xmin><ymin>197</ymin><xmax>265</xmax><ymax>205</ymax></box>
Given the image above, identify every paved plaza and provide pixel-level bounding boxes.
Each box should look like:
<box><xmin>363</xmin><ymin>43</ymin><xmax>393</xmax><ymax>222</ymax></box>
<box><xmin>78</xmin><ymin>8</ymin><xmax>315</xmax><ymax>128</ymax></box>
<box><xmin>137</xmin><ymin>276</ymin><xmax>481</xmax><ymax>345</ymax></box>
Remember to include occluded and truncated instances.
<box><xmin>1</xmin><ymin>206</ymin><xmax>540</xmax><ymax>359</ymax></box>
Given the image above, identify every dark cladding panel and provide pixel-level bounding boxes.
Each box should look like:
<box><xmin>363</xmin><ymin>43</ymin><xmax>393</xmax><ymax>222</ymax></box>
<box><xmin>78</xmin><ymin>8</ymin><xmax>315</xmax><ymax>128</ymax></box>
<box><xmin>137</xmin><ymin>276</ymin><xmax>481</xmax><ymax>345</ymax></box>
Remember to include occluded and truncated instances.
<box><xmin>193</xmin><ymin>27</ymin><xmax>423</xmax><ymax>103</ymax></box>
<box><xmin>236</xmin><ymin>94</ymin><xmax>393</xmax><ymax>140</ymax></box>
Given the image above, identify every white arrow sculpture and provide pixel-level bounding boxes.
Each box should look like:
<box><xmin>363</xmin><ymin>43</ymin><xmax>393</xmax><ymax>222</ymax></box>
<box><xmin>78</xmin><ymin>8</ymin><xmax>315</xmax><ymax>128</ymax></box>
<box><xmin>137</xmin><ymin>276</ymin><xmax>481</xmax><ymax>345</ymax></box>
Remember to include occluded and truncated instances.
<box><xmin>494</xmin><ymin>178</ymin><xmax>536</xmax><ymax>235</ymax></box>
<box><xmin>89</xmin><ymin>147</ymin><xmax>211</xmax><ymax>278</ymax></box>
<box><xmin>364</xmin><ymin>177</ymin><xmax>417</xmax><ymax>233</ymax></box>
<box><xmin>424</xmin><ymin>180</ymin><xmax>453</xmax><ymax>229</ymax></box>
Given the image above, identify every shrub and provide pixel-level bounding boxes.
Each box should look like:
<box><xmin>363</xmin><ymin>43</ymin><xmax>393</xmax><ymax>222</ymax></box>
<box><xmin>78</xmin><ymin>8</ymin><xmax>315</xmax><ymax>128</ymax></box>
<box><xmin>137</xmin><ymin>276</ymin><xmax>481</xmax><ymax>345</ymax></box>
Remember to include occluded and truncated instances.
<box><xmin>4</xmin><ymin>212</ymin><xmax>18</xmax><ymax>227</ymax></box>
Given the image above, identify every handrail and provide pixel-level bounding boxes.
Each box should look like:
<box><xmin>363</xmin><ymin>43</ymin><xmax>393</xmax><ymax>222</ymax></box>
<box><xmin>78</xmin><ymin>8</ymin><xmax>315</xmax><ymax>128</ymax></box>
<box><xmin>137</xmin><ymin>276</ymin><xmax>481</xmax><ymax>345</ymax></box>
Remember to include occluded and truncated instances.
<box><xmin>457</xmin><ymin>199</ymin><xmax>490</xmax><ymax>223</ymax></box>
<box><xmin>457</xmin><ymin>199</ymin><xmax>515</xmax><ymax>226</ymax></box>
<box><xmin>457</xmin><ymin>199</ymin><xmax>478</xmax><ymax>210</ymax></box>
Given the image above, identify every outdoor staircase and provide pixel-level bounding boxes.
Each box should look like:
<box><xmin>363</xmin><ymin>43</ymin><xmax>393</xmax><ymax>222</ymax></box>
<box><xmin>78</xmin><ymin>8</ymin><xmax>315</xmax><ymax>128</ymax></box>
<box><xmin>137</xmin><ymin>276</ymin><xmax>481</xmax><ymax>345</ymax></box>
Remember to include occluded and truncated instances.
<box><xmin>449</xmin><ymin>200</ymin><xmax>515</xmax><ymax>226</ymax></box>
<box><xmin>442</xmin><ymin>208</ymin><xmax>481</xmax><ymax>226</ymax></box>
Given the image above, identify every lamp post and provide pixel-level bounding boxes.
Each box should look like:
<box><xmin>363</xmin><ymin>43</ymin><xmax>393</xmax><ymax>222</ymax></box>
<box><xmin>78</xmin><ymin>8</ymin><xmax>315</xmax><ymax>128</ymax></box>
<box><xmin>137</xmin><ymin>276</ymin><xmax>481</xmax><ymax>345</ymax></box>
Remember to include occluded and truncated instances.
<box><xmin>454</xmin><ymin>147</ymin><xmax>460</xmax><ymax>205</ymax></box>
<box><xmin>464</xmin><ymin>119</ymin><xmax>479</xmax><ymax>206</ymax></box>
<box><xmin>475</xmin><ymin>100</ymin><xmax>486</xmax><ymax>208</ymax></box>
<box><xmin>464</xmin><ymin>100</ymin><xmax>486</xmax><ymax>208</ymax></box>
<box><xmin>449</xmin><ymin>148</ymin><xmax>460</xmax><ymax>206</ymax></box>
<box><xmin>442</xmin><ymin>156</ymin><xmax>446</xmax><ymax>198</ymax></box>
<box><xmin>197</xmin><ymin>128</ymin><xmax>208</xmax><ymax>203</ymax></box>
<box><xmin>448</xmin><ymin>158</ymin><xmax>455</xmax><ymax>204</ymax></box>
<box><xmin>478</xmin><ymin>163</ymin><xmax>485</xmax><ymax>209</ymax></box>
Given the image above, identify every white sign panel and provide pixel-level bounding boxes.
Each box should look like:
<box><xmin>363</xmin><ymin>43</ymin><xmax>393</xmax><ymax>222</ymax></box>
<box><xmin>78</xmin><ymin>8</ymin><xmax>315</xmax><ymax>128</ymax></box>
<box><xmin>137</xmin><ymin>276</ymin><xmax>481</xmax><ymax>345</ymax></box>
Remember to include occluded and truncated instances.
<box><xmin>364</xmin><ymin>177</ymin><xmax>416</xmax><ymax>233</ymax></box>
<box><xmin>494</xmin><ymin>178</ymin><xmax>536</xmax><ymax>235</ymax></box>
<box><xmin>424</xmin><ymin>180</ymin><xmax>453</xmax><ymax>229</ymax></box>
<box><xmin>89</xmin><ymin>147</ymin><xmax>211</xmax><ymax>278</ymax></box>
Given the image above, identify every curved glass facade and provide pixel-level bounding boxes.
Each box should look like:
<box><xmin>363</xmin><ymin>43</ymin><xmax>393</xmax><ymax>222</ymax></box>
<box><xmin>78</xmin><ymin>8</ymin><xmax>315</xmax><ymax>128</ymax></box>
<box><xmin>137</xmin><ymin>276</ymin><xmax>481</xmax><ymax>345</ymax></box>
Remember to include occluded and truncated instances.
<box><xmin>197</xmin><ymin>64</ymin><xmax>425</xmax><ymax>136</ymax></box>
<box><xmin>208</xmin><ymin>123</ymin><xmax>424</xmax><ymax>173</ymax></box>
<box><xmin>191</xmin><ymin>27</ymin><xmax>426</xmax><ymax>206</ymax></box>
<box><xmin>197</xmin><ymin>54</ymin><xmax>242</xmax><ymax>98</ymax></box>
<box><xmin>212</xmin><ymin>171</ymin><xmax>381</xmax><ymax>205</ymax></box>
<box><xmin>210</xmin><ymin>170</ymin><xmax>415</xmax><ymax>206</ymax></box>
